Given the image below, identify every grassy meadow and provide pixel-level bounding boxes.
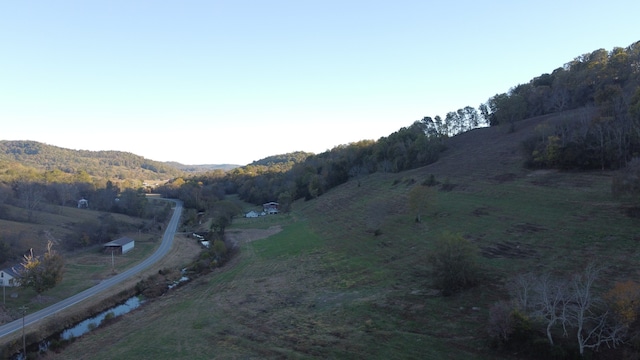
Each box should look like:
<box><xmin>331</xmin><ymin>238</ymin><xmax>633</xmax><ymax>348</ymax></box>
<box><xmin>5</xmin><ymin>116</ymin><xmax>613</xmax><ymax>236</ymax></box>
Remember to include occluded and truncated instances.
<box><xmin>48</xmin><ymin>157</ymin><xmax>639</xmax><ymax>359</ymax></box>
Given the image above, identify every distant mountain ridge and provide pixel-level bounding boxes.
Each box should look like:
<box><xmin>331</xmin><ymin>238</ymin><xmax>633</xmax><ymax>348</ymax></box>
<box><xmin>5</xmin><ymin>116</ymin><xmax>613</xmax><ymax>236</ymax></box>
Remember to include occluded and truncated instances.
<box><xmin>163</xmin><ymin>162</ymin><xmax>240</xmax><ymax>172</ymax></box>
<box><xmin>0</xmin><ymin>140</ymin><xmax>225</xmax><ymax>180</ymax></box>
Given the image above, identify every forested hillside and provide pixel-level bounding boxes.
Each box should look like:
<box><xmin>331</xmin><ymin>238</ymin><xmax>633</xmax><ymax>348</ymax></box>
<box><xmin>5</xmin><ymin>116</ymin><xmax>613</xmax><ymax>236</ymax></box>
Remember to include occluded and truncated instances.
<box><xmin>158</xmin><ymin>41</ymin><xmax>640</xmax><ymax>212</ymax></box>
<box><xmin>0</xmin><ymin>140</ymin><xmax>185</xmax><ymax>181</ymax></box>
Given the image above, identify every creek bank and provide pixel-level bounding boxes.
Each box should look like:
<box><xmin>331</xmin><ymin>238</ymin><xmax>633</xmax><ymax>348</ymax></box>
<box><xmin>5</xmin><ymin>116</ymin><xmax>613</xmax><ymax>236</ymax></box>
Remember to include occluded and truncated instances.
<box><xmin>7</xmin><ymin>268</ymin><xmax>193</xmax><ymax>359</ymax></box>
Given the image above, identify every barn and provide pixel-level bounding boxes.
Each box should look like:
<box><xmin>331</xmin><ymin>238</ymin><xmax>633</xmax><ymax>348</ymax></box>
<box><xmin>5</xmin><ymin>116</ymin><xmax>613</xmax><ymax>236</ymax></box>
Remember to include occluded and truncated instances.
<box><xmin>104</xmin><ymin>237</ymin><xmax>135</xmax><ymax>254</ymax></box>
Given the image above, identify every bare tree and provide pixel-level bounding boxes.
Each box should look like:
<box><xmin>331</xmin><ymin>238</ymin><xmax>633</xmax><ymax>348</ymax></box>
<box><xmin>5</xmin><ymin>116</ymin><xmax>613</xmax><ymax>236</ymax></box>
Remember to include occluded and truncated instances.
<box><xmin>533</xmin><ymin>274</ymin><xmax>570</xmax><ymax>345</ymax></box>
<box><xmin>505</xmin><ymin>266</ymin><xmax>628</xmax><ymax>352</ymax></box>
<box><xmin>16</xmin><ymin>181</ymin><xmax>45</xmax><ymax>222</ymax></box>
<box><xmin>507</xmin><ymin>272</ymin><xmax>537</xmax><ymax>313</ymax></box>
<box><xmin>567</xmin><ymin>264</ymin><xmax>625</xmax><ymax>355</ymax></box>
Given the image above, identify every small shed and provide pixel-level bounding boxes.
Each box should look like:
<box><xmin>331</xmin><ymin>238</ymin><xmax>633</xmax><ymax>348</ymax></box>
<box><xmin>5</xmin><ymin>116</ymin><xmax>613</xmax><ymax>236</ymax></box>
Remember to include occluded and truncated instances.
<box><xmin>245</xmin><ymin>210</ymin><xmax>260</xmax><ymax>218</ymax></box>
<box><xmin>104</xmin><ymin>237</ymin><xmax>135</xmax><ymax>254</ymax></box>
<box><xmin>0</xmin><ymin>267</ymin><xmax>20</xmax><ymax>287</ymax></box>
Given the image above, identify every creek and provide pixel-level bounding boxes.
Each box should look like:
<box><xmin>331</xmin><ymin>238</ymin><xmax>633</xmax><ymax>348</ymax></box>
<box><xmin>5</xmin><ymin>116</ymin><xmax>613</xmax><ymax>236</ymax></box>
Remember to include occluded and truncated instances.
<box><xmin>11</xmin><ymin>295</ymin><xmax>144</xmax><ymax>360</ymax></box>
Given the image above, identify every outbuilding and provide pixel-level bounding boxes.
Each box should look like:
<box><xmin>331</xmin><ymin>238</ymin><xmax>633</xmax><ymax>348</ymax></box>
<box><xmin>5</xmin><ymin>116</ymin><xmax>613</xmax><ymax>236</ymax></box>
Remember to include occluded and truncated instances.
<box><xmin>104</xmin><ymin>237</ymin><xmax>135</xmax><ymax>254</ymax></box>
<box><xmin>0</xmin><ymin>267</ymin><xmax>20</xmax><ymax>287</ymax></box>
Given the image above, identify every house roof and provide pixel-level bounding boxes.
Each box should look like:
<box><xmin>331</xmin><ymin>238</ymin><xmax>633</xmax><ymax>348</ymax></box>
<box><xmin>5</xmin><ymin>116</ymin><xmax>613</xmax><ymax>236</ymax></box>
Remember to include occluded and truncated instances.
<box><xmin>104</xmin><ymin>237</ymin><xmax>135</xmax><ymax>247</ymax></box>
<box><xmin>1</xmin><ymin>267</ymin><xmax>20</xmax><ymax>278</ymax></box>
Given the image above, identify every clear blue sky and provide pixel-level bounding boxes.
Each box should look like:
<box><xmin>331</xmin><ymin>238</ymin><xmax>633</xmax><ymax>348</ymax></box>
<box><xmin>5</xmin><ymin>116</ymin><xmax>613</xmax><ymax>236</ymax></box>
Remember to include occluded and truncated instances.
<box><xmin>1</xmin><ymin>1</ymin><xmax>639</xmax><ymax>165</ymax></box>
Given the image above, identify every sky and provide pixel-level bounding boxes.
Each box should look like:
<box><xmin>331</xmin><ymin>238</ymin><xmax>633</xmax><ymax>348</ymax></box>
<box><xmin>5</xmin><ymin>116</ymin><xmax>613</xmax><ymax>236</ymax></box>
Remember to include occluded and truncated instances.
<box><xmin>1</xmin><ymin>1</ymin><xmax>639</xmax><ymax>166</ymax></box>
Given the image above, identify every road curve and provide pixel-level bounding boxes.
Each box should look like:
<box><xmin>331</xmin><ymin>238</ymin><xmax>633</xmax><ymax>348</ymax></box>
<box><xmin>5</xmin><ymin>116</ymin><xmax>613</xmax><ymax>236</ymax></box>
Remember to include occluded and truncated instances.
<box><xmin>0</xmin><ymin>198</ymin><xmax>183</xmax><ymax>339</ymax></box>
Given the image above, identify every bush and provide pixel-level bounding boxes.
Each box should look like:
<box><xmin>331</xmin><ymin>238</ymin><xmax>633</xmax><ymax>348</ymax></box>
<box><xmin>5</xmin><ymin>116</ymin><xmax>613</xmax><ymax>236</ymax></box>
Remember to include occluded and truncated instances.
<box><xmin>428</xmin><ymin>232</ymin><xmax>480</xmax><ymax>295</ymax></box>
<box><xmin>422</xmin><ymin>174</ymin><xmax>439</xmax><ymax>187</ymax></box>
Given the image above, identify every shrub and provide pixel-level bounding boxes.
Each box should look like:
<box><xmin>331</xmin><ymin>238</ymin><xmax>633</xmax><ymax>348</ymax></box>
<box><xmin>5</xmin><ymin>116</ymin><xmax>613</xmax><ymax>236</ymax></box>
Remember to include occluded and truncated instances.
<box><xmin>428</xmin><ymin>232</ymin><xmax>480</xmax><ymax>295</ymax></box>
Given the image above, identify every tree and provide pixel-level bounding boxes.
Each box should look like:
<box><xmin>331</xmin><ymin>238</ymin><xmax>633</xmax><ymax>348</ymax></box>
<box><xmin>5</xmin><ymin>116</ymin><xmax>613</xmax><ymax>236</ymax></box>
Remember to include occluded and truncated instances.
<box><xmin>534</xmin><ymin>274</ymin><xmax>570</xmax><ymax>346</ymax></box>
<box><xmin>15</xmin><ymin>181</ymin><xmax>45</xmax><ymax>222</ymax></box>
<box><xmin>567</xmin><ymin>264</ymin><xmax>624</xmax><ymax>355</ymax></box>
<box><xmin>18</xmin><ymin>240</ymin><xmax>65</xmax><ymax>294</ymax></box>
<box><xmin>428</xmin><ymin>232</ymin><xmax>480</xmax><ymax>295</ymax></box>
<box><xmin>210</xmin><ymin>200</ymin><xmax>241</xmax><ymax>236</ymax></box>
<box><xmin>605</xmin><ymin>280</ymin><xmax>640</xmax><ymax>327</ymax></box>
<box><xmin>277</xmin><ymin>190</ymin><xmax>293</xmax><ymax>213</ymax></box>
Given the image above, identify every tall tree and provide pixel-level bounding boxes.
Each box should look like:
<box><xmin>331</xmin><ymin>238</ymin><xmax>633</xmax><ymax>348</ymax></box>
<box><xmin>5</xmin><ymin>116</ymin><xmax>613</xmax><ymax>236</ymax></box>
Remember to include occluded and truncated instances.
<box><xmin>18</xmin><ymin>241</ymin><xmax>65</xmax><ymax>294</ymax></box>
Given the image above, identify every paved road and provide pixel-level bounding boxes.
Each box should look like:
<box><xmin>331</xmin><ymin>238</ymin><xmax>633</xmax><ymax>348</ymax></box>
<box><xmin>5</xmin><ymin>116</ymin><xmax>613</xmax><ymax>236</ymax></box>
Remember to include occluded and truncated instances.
<box><xmin>0</xmin><ymin>198</ymin><xmax>183</xmax><ymax>339</ymax></box>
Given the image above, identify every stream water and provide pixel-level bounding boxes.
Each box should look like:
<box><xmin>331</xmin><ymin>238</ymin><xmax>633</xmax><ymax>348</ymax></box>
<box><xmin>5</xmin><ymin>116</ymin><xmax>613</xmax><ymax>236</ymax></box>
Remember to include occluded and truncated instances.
<box><xmin>11</xmin><ymin>295</ymin><xmax>144</xmax><ymax>360</ymax></box>
<box><xmin>60</xmin><ymin>296</ymin><xmax>143</xmax><ymax>340</ymax></box>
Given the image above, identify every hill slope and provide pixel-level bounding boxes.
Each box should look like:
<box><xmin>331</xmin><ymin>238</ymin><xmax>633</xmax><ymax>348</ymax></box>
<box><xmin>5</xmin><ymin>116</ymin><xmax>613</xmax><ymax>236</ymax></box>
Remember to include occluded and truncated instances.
<box><xmin>45</xmin><ymin>110</ymin><xmax>640</xmax><ymax>359</ymax></box>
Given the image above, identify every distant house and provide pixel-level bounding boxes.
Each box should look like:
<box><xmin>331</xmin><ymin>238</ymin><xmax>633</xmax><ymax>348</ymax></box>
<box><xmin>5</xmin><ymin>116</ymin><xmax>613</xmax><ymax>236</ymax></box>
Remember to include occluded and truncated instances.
<box><xmin>77</xmin><ymin>198</ymin><xmax>89</xmax><ymax>208</ymax></box>
<box><xmin>245</xmin><ymin>210</ymin><xmax>260</xmax><ymax>218</ymax></box>
<box><xmin>0</xmin><ymin>267</ymin><xmax>20</xmax><ymax>287</ymax></box>
<box><xmin>104</xmin><ymin>237</ymin><xmax>135</xmax><ymax>254</ymax></box>
<box><xmin>262</xmin><ymin>202</ymin><xmax>279</xmax><ymax>214</ymax></box>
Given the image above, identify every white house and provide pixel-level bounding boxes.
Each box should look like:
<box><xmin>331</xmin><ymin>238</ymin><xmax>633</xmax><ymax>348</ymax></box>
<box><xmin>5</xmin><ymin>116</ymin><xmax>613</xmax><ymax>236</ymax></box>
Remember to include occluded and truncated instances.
<box><xmin>77</xmin><ymin>198</ymin><xmax>89</xmax><ymax>208</ymax></box>
<box><xmin>262</xmin><ymin>202</ymin><xmax>279</xmax><ymax>214</ymax></box>
<box><xmin>104</xmin><ymin>237</ymin><xmax>135</xmax><ymax>254</ymax></box>
<box><xmin>0</xmin><ymin>267</ymin><xmax>20</xmax><ymax>287</ymax></box>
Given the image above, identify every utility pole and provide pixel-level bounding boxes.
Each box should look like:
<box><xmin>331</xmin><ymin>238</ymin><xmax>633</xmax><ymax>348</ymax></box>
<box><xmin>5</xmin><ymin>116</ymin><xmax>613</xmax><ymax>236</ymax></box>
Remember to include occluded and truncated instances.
<box><xmin>111</xmin><ymin>250</ymin><xmax>115</xmax><ymax>274</ymax></box>
<box><xmin>19</xmin><ymin>305</ymin><xmax>28</xmax><ymax>358</ymax></box>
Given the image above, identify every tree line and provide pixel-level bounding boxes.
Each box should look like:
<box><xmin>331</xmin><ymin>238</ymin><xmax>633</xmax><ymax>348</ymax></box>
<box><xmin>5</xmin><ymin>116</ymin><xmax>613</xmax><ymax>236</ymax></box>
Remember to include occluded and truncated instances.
<box><xmin>174</xmin><ymin>41</ymin><xmax>637</xmax><ymax>209</ymax></box>
<box><xmin>0</xmin><ymin>173</ymin><xmax>173</xmax><ymax>264</ymax></box>
<box><xmin>0</xmin><ymin>140</ymin><xmax>184</xmax><ymax>180</ymax></box>
<box><xmin>483</xmin><ymin>41</ymin><xmax>640</xmax><ymax>170</ymax></box>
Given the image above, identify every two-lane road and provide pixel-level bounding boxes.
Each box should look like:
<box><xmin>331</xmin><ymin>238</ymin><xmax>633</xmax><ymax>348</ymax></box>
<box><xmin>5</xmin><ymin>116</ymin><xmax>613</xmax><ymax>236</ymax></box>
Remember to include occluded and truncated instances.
<box><xmin>0</xmin><ymin>198</ymin><xmax>183</xmax><ymax>339</ymax></box>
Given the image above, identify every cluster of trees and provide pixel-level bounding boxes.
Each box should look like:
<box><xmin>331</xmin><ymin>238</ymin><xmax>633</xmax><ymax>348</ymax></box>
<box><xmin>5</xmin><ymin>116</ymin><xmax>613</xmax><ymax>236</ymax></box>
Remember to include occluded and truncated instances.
<box><xmin>481</xmin><ymin>41</ymin><xmax>640</xmax><ymax>170</ymax></box>
<box><xmin>1</xmin><ymin>178</ymin><xmax>152</xmax><ymax>220</ymax></box>
<box><xmin>0</xmin><ymin>140</ymin><xmax>183</xmax><ymax>180</ymax></box>
<box><xmin>489</xmin><ymin>265</ymin><xmax>640</xmax><ymax>357</ymax></box>
<box><xmin>483</xmin><ymin>42</ymin><xmax>640</xmax><ymax>127</ymax></box>
<box><xmin>0</xmin><ymin>174</ymin><xmax>172</xmax><ymax>260</ymax></box>
<box><xmin>159</xmin><ymin>121</ymin><xmax>453</xmax><ymax>208</ymax></box>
